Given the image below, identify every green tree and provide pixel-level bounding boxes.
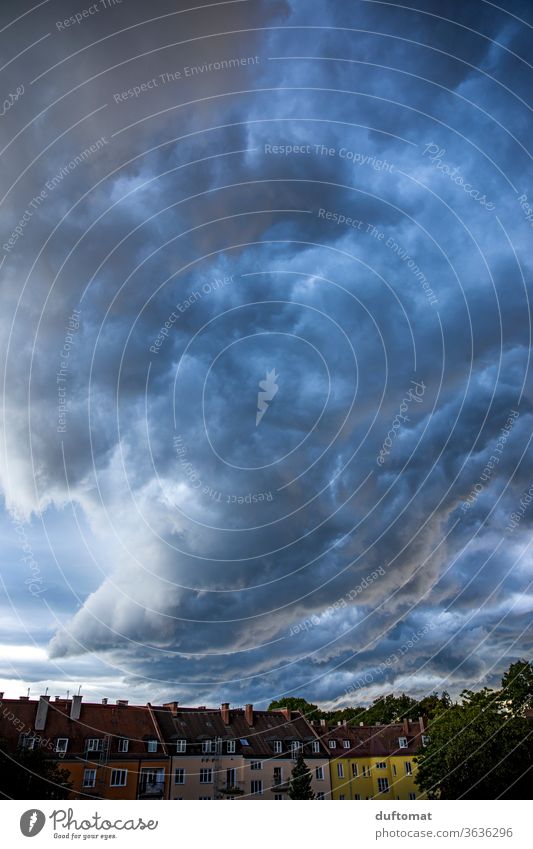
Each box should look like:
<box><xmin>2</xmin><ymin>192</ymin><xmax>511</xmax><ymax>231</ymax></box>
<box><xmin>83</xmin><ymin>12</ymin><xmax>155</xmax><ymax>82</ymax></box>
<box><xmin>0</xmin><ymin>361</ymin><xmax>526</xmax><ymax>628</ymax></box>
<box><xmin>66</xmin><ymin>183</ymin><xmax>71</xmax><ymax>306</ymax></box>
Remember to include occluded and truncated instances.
<box><xmin>288</xmin><ymin>749</ymin><xmax>315</xmax><ymax>799</ymax></box>
<box><xmin>415</xmin><ymin>687</ymin><xmax>532</xmax><ymax>799</ymax></box>
<box><xmin>0</xmin><ymin>740</ymin><xmax>73</xmax><ymax>799</ymax></box>
<box><xmin>268</xmin><ymin>697</ymin><xmax>322</xmax><ymax>721</ymax></box>
<box><xmin>501</xmin><ymin>659</ymin><xmax>533</xmax><ymax>716</ymax></box>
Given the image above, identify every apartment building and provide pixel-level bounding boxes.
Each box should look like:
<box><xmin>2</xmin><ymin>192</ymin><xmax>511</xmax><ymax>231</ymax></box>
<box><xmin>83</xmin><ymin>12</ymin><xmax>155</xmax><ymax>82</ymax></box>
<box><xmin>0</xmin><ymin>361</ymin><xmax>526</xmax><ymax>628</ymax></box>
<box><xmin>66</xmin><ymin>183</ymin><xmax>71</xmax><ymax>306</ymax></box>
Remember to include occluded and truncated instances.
<box><xmin>318</xmin><ymin>717</ymin><xmax>428</xmax><ymax>800</ymax></box>
<box><xmin>0</xmin><ymin>694</ymin><xmax>171</xmax><ymax>799</ymax></box>
<box><xmin>158</xmin><ymin>702</ymin><xmax>332</xmax><ymax>800</ymax></box>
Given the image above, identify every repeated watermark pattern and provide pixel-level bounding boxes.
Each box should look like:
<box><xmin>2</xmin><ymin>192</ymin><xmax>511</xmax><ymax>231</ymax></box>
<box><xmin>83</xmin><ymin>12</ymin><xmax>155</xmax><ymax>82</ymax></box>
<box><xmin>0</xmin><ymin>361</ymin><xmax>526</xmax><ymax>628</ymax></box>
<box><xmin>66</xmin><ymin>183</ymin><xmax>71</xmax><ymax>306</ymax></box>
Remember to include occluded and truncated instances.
<box><xmin>461</xmin><ymin>410</ymin><xmax>519</xmax><ymax>512</ymax></box>
<box><xmin>344</xmin><ymin>622</ymin><xmax>436</xmax><ymax>697</ymax></box>
<box><xmin>57</xmin><ymin>310</ymin><xmax>81</xmax><ymax>434</ymax></box>
<box><xmin>505</xmin><ymin>483</ymin><xmax>533</xmax><ymax>533</ymax></box>
<box><xmin>377</xmin><ymin>379</ymin><xmax>427</xmax><ymax>465</ymax></box>
<box><xmin>289</xmin><ymin>566</ymin><xmax>386</xmax><ymax>636</ymax></box>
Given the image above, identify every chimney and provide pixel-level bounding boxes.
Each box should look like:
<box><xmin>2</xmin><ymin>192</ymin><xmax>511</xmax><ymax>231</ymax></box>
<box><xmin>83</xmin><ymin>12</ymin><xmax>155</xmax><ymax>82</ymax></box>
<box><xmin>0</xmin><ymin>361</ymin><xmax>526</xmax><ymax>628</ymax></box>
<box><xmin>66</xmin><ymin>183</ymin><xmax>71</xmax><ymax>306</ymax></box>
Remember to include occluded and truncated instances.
<box><xmin>221</xmin><ymin>703</ymin><xmax>230</xmax><ymax>725</ymax></box>
<box><xmin>117</xmin><ymin>700</ymin><xmax>129</xmax><ymax>706</ymax></box>
<box><xmin>359</xmin><ymin>722</ymin><xmax>364</xmax><ymax>726</ymax></box>
<box><xmin>34</xmin><ymin>695</ymin><xmax>50</xmax><ymax>731</ymax></box>
<box><xmin>244</xmin><ymin>704</ymin><xmax>254</xmax><ymax>726</ymax></box>
<box><xmin>70</xmin><ymin>694</ymin><xmax>82</xmax><ymax>720</ymax></box>
<box><xmin>101</xmin><ymin>698</ymin><xmax>108</xmax><ymax>704</ymax></box>
<box><xmin>0</xmin><ymin>692</ymin><xmax>3</xmax><ymax>699</ymax></box>
<box><xmin>320</xmin><ymin>718</ymin><xmax>327</xmax><ymax>727</ymax></box>
<box><xmin>19</xmin><ymin>695</ymin><xmax>29</xmax><ymax>701</ymax></box>
<box><xmin>337</xmin><ymin>721</ymin><xmax>342</xmax><ymax>726</ymax></box>
<box><xmin>402</xmin><ymin>718</ymin><xmax>409</xmax><ymax>735</ymax></box>
<box><xmin>163</xmin><ymin>701</ymin><xmax>179</xmax><ymax>715</ymax></box>
<box><xmin>280</xmin><ymin>706</ymin><xmax>291</xmax><ymax>722</ymax></box>
<box><xmin>418</xmin><ymin>715</ymin><xmax>425</xmax><ymax>734</ymax></box>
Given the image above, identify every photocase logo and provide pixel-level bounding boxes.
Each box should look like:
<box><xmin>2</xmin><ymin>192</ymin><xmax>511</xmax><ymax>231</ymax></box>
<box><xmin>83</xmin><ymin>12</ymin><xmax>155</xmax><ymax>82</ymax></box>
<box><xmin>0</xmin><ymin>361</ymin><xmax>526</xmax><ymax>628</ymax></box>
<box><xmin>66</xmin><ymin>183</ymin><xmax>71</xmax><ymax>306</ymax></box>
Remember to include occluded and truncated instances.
<box><xmin>256</xmin><ymin>368</ymin><xmax>279</xmax><ymax>426</ymax></box>
<box><xmin>20</xmin><ymin>809</ymin><xmax>46</xmax><ymax>837</ymax></box>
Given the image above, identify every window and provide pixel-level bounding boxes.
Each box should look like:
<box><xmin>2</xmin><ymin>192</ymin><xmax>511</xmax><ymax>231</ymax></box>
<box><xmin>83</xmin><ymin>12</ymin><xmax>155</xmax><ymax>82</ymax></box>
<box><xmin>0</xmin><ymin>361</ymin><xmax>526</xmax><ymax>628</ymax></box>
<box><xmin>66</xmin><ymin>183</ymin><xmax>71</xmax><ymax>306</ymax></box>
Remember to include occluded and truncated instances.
<box><xmin>117</xmin><ymin>738</ymin><xmax>129</xmax><ymax>753</ymax></box>
<box><xmin>291</xmin><ymin>741</ymin><xmax>301</xmax><ymax>756</ymax></box>
<box><xmin>354</xmin><ymin>793</ymin><xmax>361</xmax><ymax>800</ymax></box>
<box><xmin>147</xmin><ymin>740</ymin><xmax>158</xmax><ymax>753</ymax></box>
<box><xmin>421</xmin><ymin>735</ymin><xmax>430</xmax><ymax>746</ymax></box>
<box><xmin>398</xmin><ymin>737</ymin><xmax>408</xmax><ymax>749</ymax></box>
<box><xmin>351</xmin><ymin>763</ymin><xmax>358</xmax><ymax>778</ymax></box>
<box><xmin>176</xmin><ymin>739</ymin><xmax>186</xmax><ymax>753</ymax></box>
<box><xmin>200</xmin><ymin>768</ymin><xmax>213</xmax><ymax>784</ymax></box>
<box><xmin>202</xmin><ymin>740</ymin><xmax>213</xmax><ymax>754</ymax></box>
<box><xmin>339</xmin><ymin>794</ymin><xmax>345</xmax><ymax>800</ymax></box>
<box><xmin>174</xmin><ymin>768</ymin><xmax>185</xmax><ymax>784</ymax></box>
<box><xmin>362</xmin><ymin>765</ymin><xmax>369</xmax><ymax>777</ymax></box>
<box><xmin>83</xmin><ymin>769</ymin><xmax>96</xmax><ymax>788</ymax></box>
<box><xmin>316</xmin><ymin>792</ymin><xmax>325</xmax><ymax>800</ymax></box>
<box><xmin>343</xmin><ymin>740</ymin><xmax>350</xmax><ymax>749</ymax></box>
<box><xmin>274</xmin><ymin>794</ymin><xmax>283</xmax><ymax>800</ymax></box>
<box><xmin>376</xmin><ymin>761</ymin><xmax>386</xmax><ymax>769</ymax></box>
<box><xmin>273</xmin><ymin>740</ymin><xmax>282</xmax><ymax>753</ymax></box>
<box><xmin>198</xmin><ymin>796</ymin><xmax>212</xmax><ymax>800</ymax></box>
<box><xmin>377</xmin><ymin>778</ymin><xmax>390</xmax><ymax>793</ymax></box>
<box><xmin>239</xmin><ymin>738</ymin><xmax>250</xmax><ymax>746</ymax></box>
<box><xmin>405</xmin><ymin>762</ymin><xmax>412</xmax><ymax>775</ymax></box>
<box><xmin>312</xmin><ymin>740</ymin><xmax>320</xmax><ymax>753</ymax></box>
<box><xmin>110</xmin><ymin>769</ymin><xmax>127</xmax><ymax>787</ymax></box>
<box><xmin>250</xmin><ymin>761</ymin><xmax>262</xmax><ymax>770</ymax></box>
<box><xmin>329</xmin><ymin>740</ymin><xmax>337</xmax><ymax>748</ymax></box>
<box><xmin>20</xmin><ymin>735</ymin><xmax>37</xmax><ymax>750</ymax></box>
<box><xmin>55</xmin><ymin>738</ymin><xmax>68</xmax><ymax>753</ymax></box>
<box><xmin>227</xmin><ymin>740</ymin><xmax>235</xmax><ymax>754</ymax></box>
<box><xmin>409</xmin><ymin>793</ymin><xmax>416</xmax><ymax>800</ymax></box>
<box><xmin>251</xmin><ymin>779</ymin><xmax>263</xmax><ymax>796</ymax></box>
<box><xmin>337</xmin><ymin>763</ymin><xmax>344</xmax><ymax>778</ymax></box>
<box><xmin>86</xmin><ymin>738</ymin><xmax>103</xmax><ymax>752</ymax></box>
<box><xmin>315</xmin><ymin>766</ymin><xmax>324</xmax><ymax>780</ymax></box>
<box><xmin>226</xmin><ymin>767</ymin><xmax>236</xmax><ymax>787</ymax></box>
<box><xmin>140</xmin><ymin>768</ymin><xmax>165</xmax><ymax>796</ymax></box>
<box><xmin>392</xmin><ymin>764</ymin><xmax>397</xmax><ymax>776</ymax></box>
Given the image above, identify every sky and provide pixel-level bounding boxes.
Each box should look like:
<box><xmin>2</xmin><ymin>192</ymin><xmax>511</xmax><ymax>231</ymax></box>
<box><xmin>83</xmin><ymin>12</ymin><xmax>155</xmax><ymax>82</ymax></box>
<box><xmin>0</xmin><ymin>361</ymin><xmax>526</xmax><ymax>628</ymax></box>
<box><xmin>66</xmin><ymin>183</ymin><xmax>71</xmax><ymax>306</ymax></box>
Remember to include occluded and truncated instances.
<box><xmin>0</xmin><ymin>0</ymin><xmax>532</xmax><ymax>709</ymax></box>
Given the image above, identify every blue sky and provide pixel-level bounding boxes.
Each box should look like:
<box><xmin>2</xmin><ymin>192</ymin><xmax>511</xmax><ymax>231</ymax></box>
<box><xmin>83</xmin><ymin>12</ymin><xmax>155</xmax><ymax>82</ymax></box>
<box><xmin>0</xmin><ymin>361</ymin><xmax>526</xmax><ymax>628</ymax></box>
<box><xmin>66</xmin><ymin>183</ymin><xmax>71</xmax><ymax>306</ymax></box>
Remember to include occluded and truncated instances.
<box><xmin>0</xmin><ymin>0</ymin><xmax>532</xmax><ymax>707</ymax></box>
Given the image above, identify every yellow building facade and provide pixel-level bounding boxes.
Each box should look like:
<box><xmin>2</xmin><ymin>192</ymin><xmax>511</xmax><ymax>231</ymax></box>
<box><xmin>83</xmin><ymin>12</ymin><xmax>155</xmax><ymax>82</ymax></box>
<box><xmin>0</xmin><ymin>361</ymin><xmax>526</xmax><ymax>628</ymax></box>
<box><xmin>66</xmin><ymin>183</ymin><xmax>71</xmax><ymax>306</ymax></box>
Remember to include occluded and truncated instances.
<box><xmin>321</xmin><ymin>719</ymin><xmax>427</xmax><ymax>800</ymax></box>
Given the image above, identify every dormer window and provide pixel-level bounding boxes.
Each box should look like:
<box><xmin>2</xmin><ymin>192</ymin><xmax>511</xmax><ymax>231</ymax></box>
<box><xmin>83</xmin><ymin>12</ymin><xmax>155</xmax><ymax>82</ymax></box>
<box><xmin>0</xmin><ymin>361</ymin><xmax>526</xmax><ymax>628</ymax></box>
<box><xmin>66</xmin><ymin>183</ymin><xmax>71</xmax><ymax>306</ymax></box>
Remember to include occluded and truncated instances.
<box><xmin>291</xmin><ymin>741</ymin><xmax>302</xmax><ymax>756</ymax></box>
<box><xmin>273</xmin><ymin>740</ymin><xmax>282</xmax><ymax>753</ymax></box>
<box><xmin>147</xmin><ymin>740</ymin><xmax>158</xmax><ymax>753</ymax></box>
<box><xmin>398</xmin><ymin>737</ymin><xmax>408</xmax><ymax>749</ymax></box>
<box><xmin>227</xmin><ymin>740</ymin><xmax>236</xmax><ymax>754</ymax></box>
<box><xmin>86</xmin><ymin>738</ymin><xmax>103</xmax><ymax>752</ymax></box>
<box><xmin>312</xmin><ymin>740</ymin><xmax>320</xmax><ymax>753</ymax></box>
<box><xmin>176</xmin><ymin>739</ymin><xmax>186</xmax><ymax>753</ymax></box>
<box><xmin>202</xmin><ymin>740</ymin><xmax>213</xmax><ymax>754</ymax></box>
<box><xmin>421</xmin><ymin>735</ymin><xmax>430</xmax><ymax>746</ymax></box>
<box><xmin>343</xmin><ymin>739</ymin><xmax>350</xmax><ymax>749</ymax></box>
<box><xmin>329</xmin><ymin>740</ymin><xmax>337</xmax><ymax>748</ymax></box>
<box><xmin>55</xmin><ymin>738</ymin><xmax>69</xmax><ymax>753</ymax></box>
<box><xmin>118</xmin><ymin>738</ymin><xmax>129</xmax><ymax>753</ymax></box>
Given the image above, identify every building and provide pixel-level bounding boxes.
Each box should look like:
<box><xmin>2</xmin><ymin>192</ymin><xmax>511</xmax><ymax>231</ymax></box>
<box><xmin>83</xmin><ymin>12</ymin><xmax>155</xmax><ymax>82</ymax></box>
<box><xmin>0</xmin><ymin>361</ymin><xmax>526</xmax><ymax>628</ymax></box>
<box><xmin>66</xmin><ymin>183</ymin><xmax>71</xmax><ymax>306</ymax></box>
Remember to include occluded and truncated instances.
<box><xmin>0</xmin><ymin>694</ymin><xmax>171</xmax><ymax>799</ymax></box>
<box><xmin>319</xmin><ymin>717</ymin><xmax>428</xmax><ymax>800</ymax></box>
<box><xmin>157</xmin><ymin>702</ymin><xmax>332</xmax><ymax>799</ymax></box>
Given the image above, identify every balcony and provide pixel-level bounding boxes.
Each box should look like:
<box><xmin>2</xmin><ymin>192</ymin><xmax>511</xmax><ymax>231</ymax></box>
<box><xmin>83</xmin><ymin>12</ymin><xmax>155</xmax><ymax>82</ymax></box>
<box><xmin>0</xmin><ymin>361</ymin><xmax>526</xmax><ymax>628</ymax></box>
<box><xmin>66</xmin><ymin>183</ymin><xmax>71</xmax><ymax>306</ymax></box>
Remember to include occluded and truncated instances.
<box><xmin>216</xmin><ymin>782</ymin><xmax>245</xmax><ymax>796</ymax></box>
<box><xmin>270</xmin><ymin>781</ymin><xmax>290</xmax><ymax>793</ymax></box>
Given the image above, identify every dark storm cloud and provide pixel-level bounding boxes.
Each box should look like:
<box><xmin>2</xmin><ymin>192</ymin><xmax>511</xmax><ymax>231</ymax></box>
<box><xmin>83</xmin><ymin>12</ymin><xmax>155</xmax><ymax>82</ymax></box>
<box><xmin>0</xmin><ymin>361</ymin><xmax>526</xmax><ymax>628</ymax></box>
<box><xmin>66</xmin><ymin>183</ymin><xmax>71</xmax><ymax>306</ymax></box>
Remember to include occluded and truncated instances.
<box><xmin>0</xmin><ymin>0</ymin><xmax>532</xmax><ymax>705</ymax></box>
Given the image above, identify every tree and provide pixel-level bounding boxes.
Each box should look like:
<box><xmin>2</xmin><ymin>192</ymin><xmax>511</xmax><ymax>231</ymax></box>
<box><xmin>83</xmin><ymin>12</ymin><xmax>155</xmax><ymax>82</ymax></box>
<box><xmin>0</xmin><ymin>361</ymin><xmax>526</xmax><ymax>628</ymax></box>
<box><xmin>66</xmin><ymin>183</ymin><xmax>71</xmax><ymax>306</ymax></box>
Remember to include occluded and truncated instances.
<box><xmin>268</xmin><ymin>697</ymin><xmax>321</xmax><ymax>721</ymax></box>
<box><xmin>0</xmin><ymin>740</ymin><xmax>73</xmax><ymax>800</ymax></box>
<box><xmin>501</xmin><ymin>660</ymin><xmax>533</xmax><ymax>716</ymax></box>
<box><xmin>288</xmin><ymin>749</ymin><xmax>315</xmax><ymax>799</ymax></box>
<box><xmin>415</xmin><ymin>687</ymin><xmax>533</xmax><ymax>799</ymax></box>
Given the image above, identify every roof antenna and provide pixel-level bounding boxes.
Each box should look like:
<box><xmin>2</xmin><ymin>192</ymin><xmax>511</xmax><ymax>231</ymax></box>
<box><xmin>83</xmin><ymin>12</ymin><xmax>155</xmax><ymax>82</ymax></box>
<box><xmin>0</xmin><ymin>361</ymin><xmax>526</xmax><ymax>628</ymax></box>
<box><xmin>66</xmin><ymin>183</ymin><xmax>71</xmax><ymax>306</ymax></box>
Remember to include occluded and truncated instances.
<box><xmin>27</xmin><ymin>687</ymin><xmax>30</xmax><ymax>698</ymax></box>
<box><xmin>77</xmin><ymin>685</ymin><xmax>82</xmax><ymax>696</ymax></box>
<box><xmin>45</xmin><ymin>687</ymin><xmax>49</xmax><ymax>696</ymax></box>
<box><xmin>66</xmin><ymin>689</ymin><xmax>70</xmax><ymax>700</ymax></box>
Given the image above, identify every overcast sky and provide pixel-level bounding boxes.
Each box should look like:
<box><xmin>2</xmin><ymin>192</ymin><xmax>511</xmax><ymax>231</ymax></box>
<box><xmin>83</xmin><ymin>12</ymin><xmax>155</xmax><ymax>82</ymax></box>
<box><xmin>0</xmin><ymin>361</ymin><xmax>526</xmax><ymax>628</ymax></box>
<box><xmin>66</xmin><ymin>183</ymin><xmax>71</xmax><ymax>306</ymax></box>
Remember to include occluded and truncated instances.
<box><xmin>0</xmin><ymin>0</ymin><xmax>531</xmax><ymax>708</ymax></box>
